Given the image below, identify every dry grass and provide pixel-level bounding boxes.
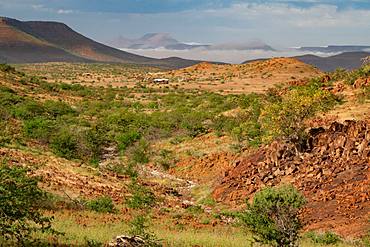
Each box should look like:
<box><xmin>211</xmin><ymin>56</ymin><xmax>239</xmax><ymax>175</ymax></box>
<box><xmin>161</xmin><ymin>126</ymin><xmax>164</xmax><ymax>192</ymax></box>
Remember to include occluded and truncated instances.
<box><xmin>42</xmin><ymin>210</ymin><xmax>362</xmax><ymax>246</ymax></box>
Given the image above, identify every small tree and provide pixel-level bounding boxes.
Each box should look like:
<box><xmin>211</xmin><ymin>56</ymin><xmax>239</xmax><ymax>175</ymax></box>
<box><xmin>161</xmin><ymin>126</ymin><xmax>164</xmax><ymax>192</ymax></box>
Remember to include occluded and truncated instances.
<box><xmin>128</xmin><ymin>215</ymin><xmax>162</xmax><ymax>247</ymax></box>
<box><xmin>0</xmin><ymin>164</ymin><xmax>55</xmax><ymax>244</ymax></box>
<box><xmin>240</xmin><ymin>185</ymin><xmax>306</xmax><ymax>247</ymax></box>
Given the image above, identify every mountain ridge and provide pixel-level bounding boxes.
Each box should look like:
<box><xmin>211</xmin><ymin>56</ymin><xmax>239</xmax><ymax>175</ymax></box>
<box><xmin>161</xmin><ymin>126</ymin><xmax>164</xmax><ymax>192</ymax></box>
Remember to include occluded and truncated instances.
<box><xmin>0</xmin><ymin>17</ymin><xmax>200</xmax><ymax>69</ymax></box>
<box><xmin>108</xmin><ymin>32</ymin><xmax>210</xmax><ymax>50</ymax></box>
<box><xmin>296</xmin><ymin>45</ymin><xmax>370</xmax><ymax>53</ymax></box>
<box><xmin>109</xmin><ymin>33</ymin><xmax>275</xmax><ymax>51</ymax></box>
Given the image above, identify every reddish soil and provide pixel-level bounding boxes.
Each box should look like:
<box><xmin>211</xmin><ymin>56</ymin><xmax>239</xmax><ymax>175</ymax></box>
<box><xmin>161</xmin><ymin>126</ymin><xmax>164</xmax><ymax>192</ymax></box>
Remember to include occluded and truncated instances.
<box><xmin>159</xmin><ymin>58</ymin><xmax>323</xmax><ymax>94</ymax></box>
<box><xmin>0</xmin><ymin>148</ymin><xmax>129</xmax><ymax>202</ymax></box>
<box><xmin>212</xmin><ymin>120</ymin><xmax>370</xmax><ymax>237</ymax></box>
<box><xmin>170</xmin><ymin>152</ymin><xmax>235</xmax><ymax>184</ymax></box>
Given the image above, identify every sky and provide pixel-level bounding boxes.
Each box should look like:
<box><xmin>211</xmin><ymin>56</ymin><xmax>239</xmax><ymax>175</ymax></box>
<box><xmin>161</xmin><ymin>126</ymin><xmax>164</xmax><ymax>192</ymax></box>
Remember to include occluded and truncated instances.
<box><xmin>1</xmin><ymin>0</ymin><xmax>369</xmax><ymax>62</ymax></box>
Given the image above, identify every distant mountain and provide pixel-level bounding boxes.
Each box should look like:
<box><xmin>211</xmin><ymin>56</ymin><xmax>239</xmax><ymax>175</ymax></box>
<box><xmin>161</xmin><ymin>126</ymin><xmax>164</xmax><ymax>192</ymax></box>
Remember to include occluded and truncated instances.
<box><xmin>0</xmin><ymin>17</ymin><xmax>200</xmax><ymax>69</ymax></box>
<box><xmin>109</xmin><ymin>33</ymin><xmax>274</xmax><ymax>51</ymax></box>
<box><xmin>208</xmin><ymin>41</ymin><xmax>275</xmax><ymax>51</ymax></box>
<box><xmin>0</xmin><ymin>17</ymin><xmax>90</xmax><ymax>63</ymax></box>
<box><xmin>296</xmin><ymin>45</ymin><xmax>370</xmax><ymax>53</ymax></box>
<box><xmin>109</xmin><ymin>33</ymin><xmax>209</xmax><ymax>50</ymax></box>
<box><xmin>295</xmin><ymin>52</ymin><xmax>370</xmax><ymax>71</ymax></box>
<box><xmin>243</xmin><ymin>52</ymin><xmax>370</xmax><ymax>72</ymax></box>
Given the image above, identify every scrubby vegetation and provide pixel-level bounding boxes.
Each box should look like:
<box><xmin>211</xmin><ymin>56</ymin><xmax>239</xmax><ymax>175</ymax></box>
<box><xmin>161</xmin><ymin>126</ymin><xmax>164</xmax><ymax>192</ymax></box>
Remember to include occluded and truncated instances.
<box><xmin>240</xmin><ymin>185</ymin><xmax>306</xmax><ymax>247</ymax></box>
<box><xmin>0</xmin><ymin>63</ymin><xmax>367</xmax><ymax>246</ymax></box>
<box><xmin>86</xmin><ymin>196</ymin><xmax>116</xmax><ymax>213</ymax></box>
<box><xmin>0</xmin><ymin>164</ymin><xmax>57</xmax><ymax>245</ymax></box>
<box><xmin>0</xmin><ymin>64</ymin><xmax>341</xmax><ymax>165</ymax></box>
<box><xmin>305</xmin><ymin>231</ymin><xmax>342</xmax><ymax>245</ymax></box>
<box><xmin>330</xmin><ymin>64</ymin><xmax>370</xmax><ymax>85</ymax></box>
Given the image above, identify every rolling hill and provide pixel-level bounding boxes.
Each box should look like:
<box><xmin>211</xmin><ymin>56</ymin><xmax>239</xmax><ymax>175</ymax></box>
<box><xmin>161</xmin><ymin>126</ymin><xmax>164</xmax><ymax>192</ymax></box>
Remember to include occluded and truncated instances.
<box><xmin>295</xmin><ymin>52</ymin><xmax>370</xmax><ymax>71</ymax></box>
<box><xmin>159</xmin><ymin>57</ymin><xmax>322</xmax><ymax>94</ymax></box>
<box><xmin>243</xmin><ymin>52</ymin><xmax>370</xmax><ymax>72</ymax></box>
<box><xmin>0</xmin><ymin>17</ymin><xmax>200</xmax><ymax>69</ymax></box>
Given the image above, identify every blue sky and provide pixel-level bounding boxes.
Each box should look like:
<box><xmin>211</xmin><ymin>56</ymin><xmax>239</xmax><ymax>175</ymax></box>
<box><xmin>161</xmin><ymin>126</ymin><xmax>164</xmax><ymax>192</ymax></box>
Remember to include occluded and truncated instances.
<box><xmin>1</xmin><ymin>0</ymin><xmax>369</xmax><ymax>49</ymax></box>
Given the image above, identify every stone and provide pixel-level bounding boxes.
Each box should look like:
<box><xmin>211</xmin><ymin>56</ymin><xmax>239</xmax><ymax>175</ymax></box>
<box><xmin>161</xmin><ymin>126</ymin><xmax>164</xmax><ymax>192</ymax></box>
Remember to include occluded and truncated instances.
<box><xmin>108</xmin><ymin>235</ymin><xmax>146</xmax><ymax>247</ymax></box>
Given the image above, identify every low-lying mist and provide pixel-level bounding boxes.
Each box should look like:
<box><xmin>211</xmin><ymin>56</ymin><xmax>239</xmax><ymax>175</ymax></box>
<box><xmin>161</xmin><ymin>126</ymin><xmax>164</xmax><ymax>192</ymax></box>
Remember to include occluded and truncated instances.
<box><xmin>120</xmin><ymin>48</ymin><xmax>338</xmax><ymax>64</ymax></box>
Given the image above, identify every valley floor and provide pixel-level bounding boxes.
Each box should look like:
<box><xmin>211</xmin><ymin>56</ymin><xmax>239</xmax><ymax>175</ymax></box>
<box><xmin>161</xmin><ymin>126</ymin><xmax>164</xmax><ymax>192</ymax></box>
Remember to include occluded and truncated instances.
<box><xmin>1</xmin><ymin>62</ymin><xmax>369</xmax><ymax>246</ymax></box>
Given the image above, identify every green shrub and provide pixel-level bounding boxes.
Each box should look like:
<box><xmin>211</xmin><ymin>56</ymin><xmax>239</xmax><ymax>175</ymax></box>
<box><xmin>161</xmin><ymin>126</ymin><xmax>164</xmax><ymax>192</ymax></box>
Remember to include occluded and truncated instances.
<box><xmin>330</xmin><ymin>68</ymin><xmax>348</xmax><ymax>82</ymax></box>
<box><xmin>12</xmin><ymin>100</ymin><xmax>45</xmax><ymax>120</ymax></box>
<box><xmin>306</xmin><ymin>231</ymin><xmax>342</xmax><ymax>245</ymax></box>
<box><xmin>186</xmin><ymin>205</ymin><xmax>204</xmax><ymax>215</ymax></box>
<box><xmin>84</xmin><ymin>238</ymin><xmax>103</xmax><ymax>247</ymax></box>
<box><xmin>116</xmin><ymin>131</ymin><xmax>141</xmax><ymax>152</ymax></box>
<box><xmin>126</xmin><ymin>182</ymin><xmax>156</xmax><ymax>209</ymax></box>
<box><xmin>0</xmin><ymin>164</ymin><xmax>56</xmax><ymax>244</ymax></box>
<box><xmin>43</xmin><ymin>100</ymin><xmax>76</xmax><ymax>118</ymax></box>
<box><xmin>0</xmin><ymin>106</ymin><xmax>10</xmax><ymax>121</ymax></box>
<box><xmin>130</xmin><ymin>139</ymin><xmax>150</xmax><ymax>164</ymax></box>
<box><xmin>50</xmin><ymin>129</ymin><xmax>78</xmax><ymax>159</ymax></box>
<box><xmin>84</xmin><ymin>124</ymin><xmax>109</xmax><ymax>163</ymax></box>
<box><xmin>128</xmin><ymin>215</ymin><xmax>162</xmax><ymax>247</ymax></box>
<box><xmin>0</xmin><ymin>121</ymin><xmax>12</xmax><ymax>146</ymax></box>
<box><xmin>23</xmin><ymin>117</ymin><xmax>55</xmax><ymax>142</ymax></box>
<box><xmin>0</xmin><ymin>63</ymin><xmax>16</xmax><ymax>73</ymax></box>
<box><xmin>85</xmin><ymin>196</ymin><xmax>116</xmax><ymax>213</ymax></box>
<box><xmin>0</xmin><ymin>90</ymin><xmax>22</xmax><ymax>111</ymax></box>
<box><xmin>240</xmin><ymin>185</ymin><xmax>306</xmax><ymax>247</ymax></box>
<box><xmin>357</xmin><ymin>85</ymin><xmax>370</xmax><ymax>103</ymax></box>
<box><xmin>180</xmin><ymin>112</ymin><xmax>209</xmax><ymax>137</ymax></box>
<box><xmin>260</xmin><ymin>82</ymin><xmax>338</xmax><ymax>142</ymax></box>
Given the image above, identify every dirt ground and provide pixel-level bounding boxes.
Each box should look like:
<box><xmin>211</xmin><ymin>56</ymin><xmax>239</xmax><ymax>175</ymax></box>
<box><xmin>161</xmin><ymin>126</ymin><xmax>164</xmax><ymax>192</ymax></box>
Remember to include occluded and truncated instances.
<box><xmin>16</xmin><ymin>57</ymin><xmax>322</xmax><ymax>94</ymax></box>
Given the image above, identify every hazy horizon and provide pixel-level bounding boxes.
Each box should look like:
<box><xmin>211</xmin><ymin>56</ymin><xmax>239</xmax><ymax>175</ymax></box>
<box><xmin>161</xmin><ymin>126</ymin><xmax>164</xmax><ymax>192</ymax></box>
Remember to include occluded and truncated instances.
<box><xmin>1</xmin><ymin>1</ymin><xmax>369</xmax><ymax>47</ymax></box>
<box><xmin>1</xmin><ymin>0</ymin><xmax>369</xmax><ymax>62</ymax></box>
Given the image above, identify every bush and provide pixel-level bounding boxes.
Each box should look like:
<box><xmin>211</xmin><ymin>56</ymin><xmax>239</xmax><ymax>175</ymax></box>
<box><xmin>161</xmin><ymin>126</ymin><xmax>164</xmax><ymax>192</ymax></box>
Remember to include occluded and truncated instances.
<box><xmin>85</xmin><ymin>196</ymin><xmax>116</xmax><ymax>213</ymax></box>
<box><xmin>240</xmin><ymin>185</ymin><xmax>306</xmax><ymax>247</ymax></box>
<box><xmin>50</xmin><ymin>129</ymin><xmax>78</xmax><ymax>159</ymax></box>
<box><xmin>126</xmin><ymin>182</ymin><xmax>156</xmax><ymax>209</ymax></box>
<box><xmin>116</xmin><ymin>130</ymin><xmax>141</xmax><ymax>152</ymax></box>
<box><xmin>130</xmin><ymin>139</ymin><xmax>150</xmax><ymax>164</ymax></box>
<box><xmin>0</xmin><ymin>63</ymin><xmax>16</xmax><ymax>73</ymax></box>
<box><xmin>0</xmin><ymin>87</ymin><xmax>24</xmax><ymax>108</ymax></box>
<box><xmin>0</xmin><ymin>164</ymin><xmax>55</xmax><ymax>244</ymax></box>
<box><xmin>186</xmin><ymin>205</ymin><xmax>204</xmax><ymax>215</ymax></box>
<box><xmin>128</xmin><ymin>215</ymin><xmax>162</xmax><ymax>247</ymax></box>
<box><xmin>260</xmin><ymin>82</ymin><xmax>338</xmax><ymax>142</ymax></box>
<box><xmin>84</xmin><ymin>124</ymin><xmax>109</xmax><ymax>164</ymax></box>
<box><xmin>0</xmin><ymin>120</ymin><xmax>18</xmax><ymax>146</ymax></box>
<box><xmin>23</xmin><ymin>117</ymin><xmax>55</xmax><ymax>142</ymax></box>
<box><xmin>43</xmin><ymin>100</ymin><xmax>76</xmax><ymax>118</ymax></box>
<box><xmin>306</xmin><ymin>231</ymin><xmax>342</xmax><ymax>245</ymax></box>
<box><xmin>12</xmin><ymin>100</ymin><xmax>45</xmax><ymax>120</ymax></box>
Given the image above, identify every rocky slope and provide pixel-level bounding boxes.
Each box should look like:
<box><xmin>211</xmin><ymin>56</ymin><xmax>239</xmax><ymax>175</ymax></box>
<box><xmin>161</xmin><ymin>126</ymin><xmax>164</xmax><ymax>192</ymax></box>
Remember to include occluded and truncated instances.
<box><xmin>213</xmin><ymin>120</ymin><xmax>370</xmax><ymax>237</ymax></box>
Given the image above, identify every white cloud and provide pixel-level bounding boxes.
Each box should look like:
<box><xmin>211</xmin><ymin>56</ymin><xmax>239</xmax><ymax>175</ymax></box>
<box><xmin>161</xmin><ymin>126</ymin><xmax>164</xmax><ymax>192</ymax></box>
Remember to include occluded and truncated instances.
<box><xmin>2</xmin><ymin>1</ymin><xmax>369</xmax><ymax>55</ymax></box>
<box><xmin>120</xmin><ymin>47</ymin><xmax>338</xmax><ymax>64</ymax></box>
<box><xmin>57</xmin><ymin>9</ymin><xmax>74</xmax><ymax>15</ymax></box>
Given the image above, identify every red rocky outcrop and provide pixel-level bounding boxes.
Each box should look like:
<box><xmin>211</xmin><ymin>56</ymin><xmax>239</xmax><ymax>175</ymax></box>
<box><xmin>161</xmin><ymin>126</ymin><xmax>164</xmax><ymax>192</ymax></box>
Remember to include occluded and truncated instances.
<box><xmin>213</xmin><ymin>120</ymin><xmax>370</xmax><ymax>237</ymax></box>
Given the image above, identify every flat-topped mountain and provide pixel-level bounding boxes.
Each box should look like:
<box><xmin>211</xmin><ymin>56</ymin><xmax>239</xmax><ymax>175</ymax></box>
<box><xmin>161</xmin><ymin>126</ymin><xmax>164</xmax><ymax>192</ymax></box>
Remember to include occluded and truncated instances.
<box><xmin>296</xmin><ymin>45</ymin><xmax>370</xmax><ymax>53</ymax></box>
<box><xmin>295</xmin><ymin>52</ymin><xmax>370</xmax><ymax>71</ymax></box>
